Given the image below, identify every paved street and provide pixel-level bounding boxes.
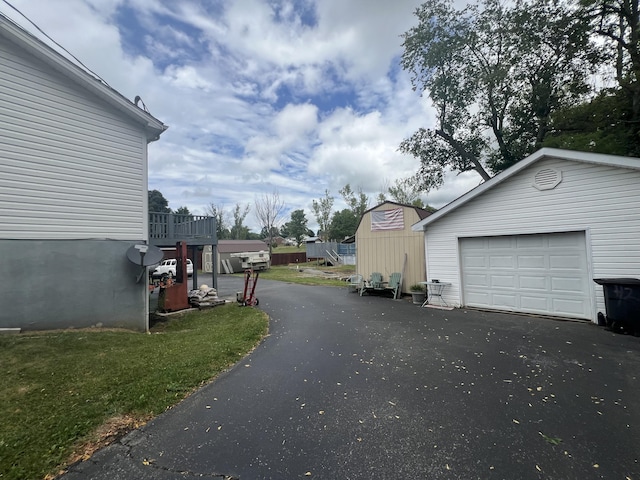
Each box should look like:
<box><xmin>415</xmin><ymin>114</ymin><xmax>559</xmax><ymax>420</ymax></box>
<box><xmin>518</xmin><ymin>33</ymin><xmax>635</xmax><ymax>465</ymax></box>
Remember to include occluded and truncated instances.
<box><xmin>62</xmin><ymin>276</ymin><xmax>640</xmax><ymax>479</ymax></box>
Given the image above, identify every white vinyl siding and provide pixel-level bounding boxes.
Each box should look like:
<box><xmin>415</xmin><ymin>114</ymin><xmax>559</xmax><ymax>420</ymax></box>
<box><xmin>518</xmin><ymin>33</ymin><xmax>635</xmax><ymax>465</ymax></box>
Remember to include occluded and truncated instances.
<box><xmin>424</xmin><ymin>157</ymin><xmax>640</xmax><ymax>321</ymax></box>
<box><xmin>0</xmin><ymin>37</ymin><xmax>147</xmax><ymax>240</ymax></box>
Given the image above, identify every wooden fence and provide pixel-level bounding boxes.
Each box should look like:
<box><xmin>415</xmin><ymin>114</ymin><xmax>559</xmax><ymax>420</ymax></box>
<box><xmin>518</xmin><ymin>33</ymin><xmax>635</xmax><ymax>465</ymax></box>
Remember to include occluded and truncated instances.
<box><xmin>271</xmin><ymin>252</ymin><xmax>307</xmax><ymax>266</ymax></box>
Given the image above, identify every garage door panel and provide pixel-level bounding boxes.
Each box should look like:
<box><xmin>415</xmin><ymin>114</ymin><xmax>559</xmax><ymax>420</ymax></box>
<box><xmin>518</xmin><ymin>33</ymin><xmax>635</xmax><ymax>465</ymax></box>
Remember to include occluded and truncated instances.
<box><xmin>492</xmin><ymin>294</ymin><xmax>517</xmax><ymax>307</ymax></box>
<box><xmin>465</xmin><ymin>291</ymin><xmax>490</xmax><ymax>304</ymax></box>
<box><xmin>463</xmin><ymin>255</ymin><xmax>486</xmax><ymax>268</ymax></box>
<box><xmin>464</xmin><ymin>273</ymin><xmax>489</xmax><ymax>286</ymax></box>
<box><xmin>549</xmin><ymin>254</ymin><xmax>583</xmax><ymax>270</ymax></box>
<box><xmin>491</xmin><ymin>275</ymin><xmax>516</xmax><ymax>288</ymax></box>
<box><xmin>518</xmin><ymin>255</ymin><xmax>546</xmax><ymax>269</ymax></box>
<box><xmin>548</xmin><ymin>235</ymin><xmax>582</xmax><ymax>248</ymax></box>
<box><xmin>520</xmin><ymin>296</ymin><xmax>550</xmax><ymax>310</ymax></box>
<box><xmin>489</xmin><ymin>255</ymin><xmax>515</xmax><ymax>268</ymax></box>
<box><xmin>517</xmin><ymin>236</ymin><xmax>545</xmax><ymax>248</ymax></box>
<box><xmin>519</xmin><ymin>275</ymin><xmax>547</xmax><ymax>290</ymax></box>
<box><xmin>551</xmin><ymin>277</ymin><xmax>586</xmax><ymax>293</ymax></box>
<box><xmin>552</xmin><ymin>298</ymin><xmax>589</xmax><ymax>316</ymax></box>
<box><xmin>488</xmin><ymin>237</ymin><xmax>513</xmax><ymax>249</ymax></box>
<box><xmin>460</xmin><ymin>232</ymin><xmax>591</xmax><ymax>320</ymax></box>
<box><xmin>463</xmin><ymin>237</ymin><xmax>486</xmax><ymax>249</ymax></box>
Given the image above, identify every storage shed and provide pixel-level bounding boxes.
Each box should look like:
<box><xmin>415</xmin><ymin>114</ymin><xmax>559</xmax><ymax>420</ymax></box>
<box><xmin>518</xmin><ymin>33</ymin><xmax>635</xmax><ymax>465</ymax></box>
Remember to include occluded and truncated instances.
<box><xmin>0</xmin><ymin>14</ymin><xmax>167</xmax><ymax>331</ymax></box>
<box><xmin>356</xmin><ymin>201</ymin><xmax>432</xmax><ymax>295</ymax></box>
<box><xmin>203</xmin><ymin>240</ymin><xmax>269</xmax><ymax>274</ymax></box>
<box><xmin>411</xmin><ymin>148</ymin><xmax>640</xmax><ymax>322</ymax></box>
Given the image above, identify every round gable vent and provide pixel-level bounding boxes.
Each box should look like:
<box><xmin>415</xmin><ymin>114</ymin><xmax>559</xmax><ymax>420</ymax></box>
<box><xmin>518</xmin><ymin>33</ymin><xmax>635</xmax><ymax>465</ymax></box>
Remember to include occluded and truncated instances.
<box><xmin>533</xmin><ymin>168</ymin><xmax>562</xmax><ymax>190</ymax></box>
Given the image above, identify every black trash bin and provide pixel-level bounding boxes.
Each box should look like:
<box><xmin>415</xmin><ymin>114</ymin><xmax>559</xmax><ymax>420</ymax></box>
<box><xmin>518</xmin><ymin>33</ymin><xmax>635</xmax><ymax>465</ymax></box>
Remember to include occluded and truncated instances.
<box><xmin>593</xmin><ymin>278</ymin><xmax>640</xmax><ymax>335</ymax></box>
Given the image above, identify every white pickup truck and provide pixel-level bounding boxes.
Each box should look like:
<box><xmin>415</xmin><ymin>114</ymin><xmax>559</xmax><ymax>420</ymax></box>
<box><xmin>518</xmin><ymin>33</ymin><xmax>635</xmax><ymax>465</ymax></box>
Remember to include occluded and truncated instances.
<box><xmin>152</xmin><ymin>258</ymin><xmax>193</xmax><ymax>277</ymax></box>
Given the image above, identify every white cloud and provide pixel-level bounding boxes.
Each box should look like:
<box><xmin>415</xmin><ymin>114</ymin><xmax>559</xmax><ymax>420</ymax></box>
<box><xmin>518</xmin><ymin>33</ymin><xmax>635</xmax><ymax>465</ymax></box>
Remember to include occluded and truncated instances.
<box><xmin>1</xmin><ymin>0</ymin><xmax>482</xmax><ymax>233</ymax></box>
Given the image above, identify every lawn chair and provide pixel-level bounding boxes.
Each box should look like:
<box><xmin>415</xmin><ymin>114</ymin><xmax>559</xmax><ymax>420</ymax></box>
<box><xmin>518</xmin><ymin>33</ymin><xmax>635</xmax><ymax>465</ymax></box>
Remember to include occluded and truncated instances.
<box><xmin>386</xmin><ymin>272</ymin><xmax>402</xmax><ymax>299</ymax></box>
<box><xmin>347</xmin><ymin>274</ymin><xmax>364</xmax><ymax>293</ymax></box>
<box><xmin>360</xmin><ymin>272</ymin><xmax>384</xmax><ymax>296</ymax></box>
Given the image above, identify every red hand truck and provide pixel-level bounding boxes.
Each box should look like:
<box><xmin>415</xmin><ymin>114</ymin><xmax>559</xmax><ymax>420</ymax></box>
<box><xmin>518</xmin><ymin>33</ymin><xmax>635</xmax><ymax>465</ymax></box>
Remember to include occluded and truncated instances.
<box><xmin>239</xmin><ymin>268</ymin><xmax>260</xmax><ymax>306</ymax></box>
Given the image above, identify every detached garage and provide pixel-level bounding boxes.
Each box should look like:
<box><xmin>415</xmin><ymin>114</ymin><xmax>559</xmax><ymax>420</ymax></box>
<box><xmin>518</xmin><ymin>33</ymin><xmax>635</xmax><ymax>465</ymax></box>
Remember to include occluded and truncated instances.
<box><xmin>412</xmin><ymin>148</ymin><xmax>640</xmax><ymax>322</ymax></box>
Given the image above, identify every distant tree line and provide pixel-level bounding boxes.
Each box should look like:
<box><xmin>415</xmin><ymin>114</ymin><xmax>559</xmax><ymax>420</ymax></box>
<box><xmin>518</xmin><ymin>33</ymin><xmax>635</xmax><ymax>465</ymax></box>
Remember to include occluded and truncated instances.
<box><xmin>149</xmin><ymin>179</ymin><xmax>431</xmax><ymax>247</ymax></box>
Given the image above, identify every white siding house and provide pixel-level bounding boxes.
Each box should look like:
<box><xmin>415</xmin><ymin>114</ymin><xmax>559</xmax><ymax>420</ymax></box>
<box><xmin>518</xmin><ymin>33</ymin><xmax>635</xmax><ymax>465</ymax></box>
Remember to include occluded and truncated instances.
<box><xmin>412</xmin><ymin>148</ymin><xmax>640</xmax><ymax>322</ymax></box>
<box><xmin>0</xmin><ymin>14</ymin><xmax>166</xmax><ymax>331</ymax></box>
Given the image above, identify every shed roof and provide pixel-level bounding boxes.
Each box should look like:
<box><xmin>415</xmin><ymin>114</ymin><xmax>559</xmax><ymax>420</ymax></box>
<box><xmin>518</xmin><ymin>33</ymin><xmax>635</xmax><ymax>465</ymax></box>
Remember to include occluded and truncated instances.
<box><xmin>412</xmin><ymin>148</ymin><xmax>640</xmax><ymax>232</ymax></box>
<box><xmin>0</xmin><ymin>13</ymin><xmax>167</xmax><ymax>142</ymax></box>
<box><xmin>218</xmin><ymin>240</ymin><xmax>268</xmax><ymax>254</ymax></box>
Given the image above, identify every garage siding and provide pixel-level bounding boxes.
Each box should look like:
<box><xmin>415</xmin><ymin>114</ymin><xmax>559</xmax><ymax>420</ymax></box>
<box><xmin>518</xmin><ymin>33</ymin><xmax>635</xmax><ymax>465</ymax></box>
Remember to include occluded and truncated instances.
<box><xmin>424</xmin><ymin>158</ymin><xmax>640</xmax><ymax>320</ymax></box>
<box><xmin>0</xmin><ymin>38</ymin><xmax>147</xmax><ymax>240</ymax></box>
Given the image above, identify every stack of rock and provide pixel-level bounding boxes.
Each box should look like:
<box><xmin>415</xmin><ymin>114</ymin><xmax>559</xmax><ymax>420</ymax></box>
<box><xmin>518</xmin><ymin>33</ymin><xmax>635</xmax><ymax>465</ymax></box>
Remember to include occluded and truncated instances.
<box><xmin>188</xmin><ymin>284</ymin><xmax>225</xmax><ymax>309</ymax></box>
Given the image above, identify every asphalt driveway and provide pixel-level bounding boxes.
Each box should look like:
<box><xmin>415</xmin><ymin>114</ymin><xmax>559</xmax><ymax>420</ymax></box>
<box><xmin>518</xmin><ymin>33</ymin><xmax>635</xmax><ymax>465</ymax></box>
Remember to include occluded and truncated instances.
<box><xmin>62</xmin><ymin>277</ymin><xmax>640</xmax><ymax>479</ymax></box>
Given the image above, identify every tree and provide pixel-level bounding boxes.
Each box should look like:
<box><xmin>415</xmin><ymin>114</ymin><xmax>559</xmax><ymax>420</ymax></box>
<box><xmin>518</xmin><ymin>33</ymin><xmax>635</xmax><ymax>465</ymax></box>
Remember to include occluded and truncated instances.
<box><xmin>230</xmin><ymin>203</ymin><xmax>250</xmax><ymax>240</ymax></box>
<box><xmin>544</xmin><ymin>88</ymin><xmax>637</xmax><ymax>155</ymax></box>
<box><xmin>174</xmin><ymin>206</ymin><xmax>192</xmax><ymax>218</ymax></box>
<box><xmin>328</xmin><ymin>209</ymin><xmax>358</xmax><ymax>241</ymax></box>
<box><xmin>311</xmin><ymin>190</ymin><xmax>334</xmax><ymax>242</ymax></box>
<box><xmin>260</xmin><ymin>226</ymin><xmax>280</xmax><ymax>241</ymax></box>
<box><xmin>388</xmin><ymin>178</ymin><xmax>421</xmax><ymax>205</ymax></box>
<box><xmin>254</xmin><ymin>191</ymin><xmax>286</xmax><ymax>255</ymax></box>
<box><xmin>582</xmin><ymin>0</ymin><xmax>640</xmax><ymax>153</ymax></box>
<box><xmin>339</xmin><ymin>184</ymin><xmax>369</xmax><ymax>219</ymax></box>
<box><xmin>400</xmin><ymin>0</ymin><xmax>595</xmax><ymax>191</ymax></box>
<box><xmin>148</xmin><ymin>189</ymin><xmax>171</xmax><ymax>213</ymax></box>
<box><xmin>377</xmin><ymin>178</ymin><xmax>436</xmax><ymax>210</ymax></box>
<box><xmin>204</xmin><ymin>203</ymin><xmax>230</xmax><ymax>239</ymax></box>
<box><xmin>282</xmin><ymin>209</ymin><xmax>310</xmax><ymax>247</ymax></box>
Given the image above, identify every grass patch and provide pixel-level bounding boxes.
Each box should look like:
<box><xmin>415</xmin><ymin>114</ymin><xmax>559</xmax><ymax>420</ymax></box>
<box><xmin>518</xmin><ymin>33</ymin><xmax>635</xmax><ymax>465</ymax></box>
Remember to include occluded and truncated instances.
<box><xmin>0</xmin><ymin>304</ymin><xmax>268</xmax><ymax>480</ymax></box>
<box><xmin>251</xmin><ymin>263</ymin><xmax>356</xmax><ymax>287</ymax></box>
<box><xmin>269</xmin><ymin>245</ymin><xmax>305</xmax><ymax>253</ymax></box>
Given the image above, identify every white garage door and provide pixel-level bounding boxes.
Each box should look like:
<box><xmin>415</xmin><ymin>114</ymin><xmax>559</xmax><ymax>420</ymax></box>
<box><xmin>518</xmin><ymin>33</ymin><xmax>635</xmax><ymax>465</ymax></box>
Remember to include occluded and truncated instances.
<box><xmin>460</xmin><ymin>232</ymin><xmax>592</xmax><ymax>319</ymax></box>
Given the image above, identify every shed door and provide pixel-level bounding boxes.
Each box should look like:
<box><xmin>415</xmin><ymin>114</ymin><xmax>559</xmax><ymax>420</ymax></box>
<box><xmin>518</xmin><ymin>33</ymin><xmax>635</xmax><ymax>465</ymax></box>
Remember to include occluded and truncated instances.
<box><xmin>460</xmin><ymin>232</ymin><xmax>592</xmax><ymax>319</ymax></box>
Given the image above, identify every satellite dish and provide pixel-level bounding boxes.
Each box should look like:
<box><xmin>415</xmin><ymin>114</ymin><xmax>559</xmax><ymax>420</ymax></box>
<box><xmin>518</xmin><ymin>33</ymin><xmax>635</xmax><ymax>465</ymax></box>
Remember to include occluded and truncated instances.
<box><xmin>126</xmin><ymin>244</ymin><xmax>164</xmax><ymax>267</ymax></box>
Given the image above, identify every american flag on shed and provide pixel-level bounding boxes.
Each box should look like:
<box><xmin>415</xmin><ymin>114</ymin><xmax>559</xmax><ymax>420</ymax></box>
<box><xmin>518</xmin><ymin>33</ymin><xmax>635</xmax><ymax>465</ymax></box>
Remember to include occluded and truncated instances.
<box><xmin>371</xmin><ymin>207</ymin><xmax>404</xmax><ymax>231</ymax></box>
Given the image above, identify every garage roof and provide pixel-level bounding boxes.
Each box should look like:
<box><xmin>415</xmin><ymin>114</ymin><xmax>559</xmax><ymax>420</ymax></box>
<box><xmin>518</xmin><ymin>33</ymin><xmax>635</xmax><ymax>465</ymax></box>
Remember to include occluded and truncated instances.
<box><xmin>412</xmin><ymin>148</ymin><xmax>640</xmax><ymax>232</ymax></box>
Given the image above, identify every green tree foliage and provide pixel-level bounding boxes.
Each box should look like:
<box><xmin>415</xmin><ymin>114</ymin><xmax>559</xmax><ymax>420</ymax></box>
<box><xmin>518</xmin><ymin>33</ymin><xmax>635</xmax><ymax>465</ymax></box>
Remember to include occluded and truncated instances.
<box><xmin>204</xmin><ymin>203</ymin><xmax>230</xmax><ymax>240</ymax></box>
<box><xmin>377</xmin><ymin>178</ymin><xmax>436</xmax><ymax>211</ymax></box>
<box><xmin>148</xmin><ymin>190</ymin><xmax>171</xmax><ymax>213</ymax></box>
<box><xmin>282</xmin><ymin>209</ymin><xmax>310</xmax><ymax>246</ymax></box>
<box><xmin>544</xmin><ymin>88</ymin><xmax>637</xmax><ymax>155</ymax></box>
<box><xmin>400</xmin><ymin>0</ymin><xmax>595</xmax><ymax>190</ymax></box>
<box><xmin>582</xmin><ymin>0</ymin><xmax>640</xmax><ymax>152</ymax></box>
<box><xmin>339</xmin><ymin>184</ymin><xmax>369</xmax><ymax>219</ymax></box>
<box><xmin>328</xmin><ymin>209</ymin><xmax>358</xmax><ymax>241</ymax></box>
<box><xmin>174</xmin><ymin>206</ymin><xmax>192</xmax><ymax>218</ymax></box>
<box><xmin>311</xmin><ymin>190</ymin><xmax>334</xmax><ymax>242</ymax></box>
<box><xmin>260</xmin><ymin>226</ymin><xmax>280</xmax><ymax>240</ymax></box>
<box><xmin>230</xmin><ymin>203</ymin><xmax>250</xmax><ymax>240</ymax></box>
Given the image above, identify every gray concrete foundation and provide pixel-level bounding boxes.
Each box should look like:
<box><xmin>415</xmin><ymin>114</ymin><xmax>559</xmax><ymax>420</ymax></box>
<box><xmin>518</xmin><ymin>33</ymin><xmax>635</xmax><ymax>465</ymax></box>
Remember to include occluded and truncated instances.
<box><xmin>0</xmin><ymin>239</ymin><xmax>148</xmax><ymax>331</ymax></box>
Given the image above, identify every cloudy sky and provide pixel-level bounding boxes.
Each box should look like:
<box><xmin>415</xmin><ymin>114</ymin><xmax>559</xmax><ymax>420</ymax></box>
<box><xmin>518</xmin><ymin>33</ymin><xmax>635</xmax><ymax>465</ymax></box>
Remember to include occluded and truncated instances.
<box><xmin>1</xmin><ymin>0</ymin><xmax>482</xmax><ymax>232</ymax></box>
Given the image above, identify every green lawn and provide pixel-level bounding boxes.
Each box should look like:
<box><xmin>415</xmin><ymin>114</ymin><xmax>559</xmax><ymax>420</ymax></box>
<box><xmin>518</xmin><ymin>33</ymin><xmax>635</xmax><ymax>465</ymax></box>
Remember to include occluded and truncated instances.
<box><xmin>248</xmin><ymin>263</ymin><xmax>356</xmax><ymax>287</ymax></box>
<box><xmin>0</xmin><ymin>304</ymin><xmax>268</xmax><ymax>480</ymax></box>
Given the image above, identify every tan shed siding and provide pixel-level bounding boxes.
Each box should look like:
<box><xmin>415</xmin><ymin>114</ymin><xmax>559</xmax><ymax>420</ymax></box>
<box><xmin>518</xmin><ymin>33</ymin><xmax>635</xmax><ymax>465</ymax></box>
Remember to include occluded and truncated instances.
<box><xmin>424</xmin><ymin>158</ymin><xmax>640</xmax><ymax>319</ymax></box>
<box><xmin>0</xmin><ymin>38</ymin><xmax>146</xmax><ymax>240</ymax></box>
<box><xmin>356</xmin><ymin>205</ymin><xmax>426</xmax><ymax>294</ymax></box>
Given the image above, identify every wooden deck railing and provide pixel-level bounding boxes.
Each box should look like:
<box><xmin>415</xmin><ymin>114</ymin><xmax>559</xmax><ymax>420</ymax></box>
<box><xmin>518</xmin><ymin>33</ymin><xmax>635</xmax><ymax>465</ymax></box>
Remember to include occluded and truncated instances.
<box><xmin>149</xmin><ymin>213</ymin><xmax>217</xmax><ymax>245</ymax></box>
